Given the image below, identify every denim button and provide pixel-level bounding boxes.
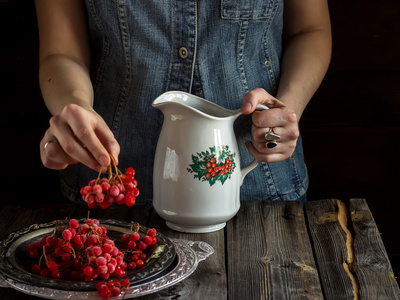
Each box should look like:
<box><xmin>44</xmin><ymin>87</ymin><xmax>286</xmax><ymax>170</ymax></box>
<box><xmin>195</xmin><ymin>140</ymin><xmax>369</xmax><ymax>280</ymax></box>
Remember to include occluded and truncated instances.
<box><xmin>179</xmin><ymin>47</ymin><xmax>189</xmax><ymax>59</ymax></box>
<box><xmin>264</xmin><ymin>60</ymin><xmax>271</xmax><ymax>67</ymax></box>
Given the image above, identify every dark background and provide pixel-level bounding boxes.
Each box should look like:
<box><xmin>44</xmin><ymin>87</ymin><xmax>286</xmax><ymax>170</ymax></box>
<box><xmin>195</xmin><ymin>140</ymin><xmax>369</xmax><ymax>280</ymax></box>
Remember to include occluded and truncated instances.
<box><xmin>1</xmin><ymin>0</ymin><xmax>399</xmax><ymax>277</ymax></box>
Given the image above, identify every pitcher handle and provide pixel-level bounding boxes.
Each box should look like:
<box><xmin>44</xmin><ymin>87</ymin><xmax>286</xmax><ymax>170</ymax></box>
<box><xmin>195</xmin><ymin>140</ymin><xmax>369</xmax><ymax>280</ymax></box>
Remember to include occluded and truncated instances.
<box><xmin>240</xmin><ymin>103</ymin><xmax>269</xmax><ymax>186</ymax></box>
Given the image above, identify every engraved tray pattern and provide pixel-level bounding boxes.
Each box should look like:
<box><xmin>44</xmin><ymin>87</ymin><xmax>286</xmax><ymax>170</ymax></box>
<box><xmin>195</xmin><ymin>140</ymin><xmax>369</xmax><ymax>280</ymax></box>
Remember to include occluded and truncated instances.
<box><xmin>0</xmin><ymin>219</ymin><xmax>177</xmax><ymax>290</ymax></box>
<box><xmin>0</xmin><ymin>219</ymin><xmax>214</xmax><ymax>298</ymax></box>
<box><xmin>0</xmin><ymin>239</ymin><xmax>213</xmax><ymax>299</ymax></box>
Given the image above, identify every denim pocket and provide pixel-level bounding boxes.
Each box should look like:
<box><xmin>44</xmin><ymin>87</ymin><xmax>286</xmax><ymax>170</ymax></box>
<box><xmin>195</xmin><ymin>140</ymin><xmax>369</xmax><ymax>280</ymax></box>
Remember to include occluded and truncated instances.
<box><xmin>221</xmin><ymin>0</ymin><xmax>281</xmax><ymax>20</ymax></box>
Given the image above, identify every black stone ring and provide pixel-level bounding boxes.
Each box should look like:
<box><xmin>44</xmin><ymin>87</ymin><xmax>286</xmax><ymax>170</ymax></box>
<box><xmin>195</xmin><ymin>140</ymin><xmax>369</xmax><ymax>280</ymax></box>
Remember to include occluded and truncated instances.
<box><xmin>266</xmin><ymin>141</ymin><xmax>278</xmax><ymax>149</ymax></box>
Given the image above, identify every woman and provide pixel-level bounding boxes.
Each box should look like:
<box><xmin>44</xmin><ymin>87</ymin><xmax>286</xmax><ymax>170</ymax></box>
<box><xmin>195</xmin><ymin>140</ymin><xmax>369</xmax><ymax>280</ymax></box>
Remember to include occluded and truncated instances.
<box><xmin>35</xmin><ymin>0</ymin><xmax>331</xmax><ymax>205</ymax></box>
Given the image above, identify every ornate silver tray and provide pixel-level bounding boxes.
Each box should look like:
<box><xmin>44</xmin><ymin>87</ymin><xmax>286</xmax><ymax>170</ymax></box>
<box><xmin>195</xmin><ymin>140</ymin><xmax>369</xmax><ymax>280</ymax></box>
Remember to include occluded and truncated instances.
<box><xmin>0</xmin><ymin>219</ymin><xmax>214</xmax><ymax>298</ymax></box>
<box><xmin>0</xmin><ymin>219</ymin><xmax>177</xmax><ymax>290</ymax></box>
<box><xmin>0</xmin><ymin>239</ymin><xmax>213</xmax><ymax>299</ymax></box>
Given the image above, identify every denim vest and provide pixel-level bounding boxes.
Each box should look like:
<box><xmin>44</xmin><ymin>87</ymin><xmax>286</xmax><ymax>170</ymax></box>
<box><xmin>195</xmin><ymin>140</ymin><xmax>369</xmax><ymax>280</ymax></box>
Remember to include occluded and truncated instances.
<box><xmin>60</xmin><ymin>0</ymin><xmax>309</xmax><ymax>205</ymax></box>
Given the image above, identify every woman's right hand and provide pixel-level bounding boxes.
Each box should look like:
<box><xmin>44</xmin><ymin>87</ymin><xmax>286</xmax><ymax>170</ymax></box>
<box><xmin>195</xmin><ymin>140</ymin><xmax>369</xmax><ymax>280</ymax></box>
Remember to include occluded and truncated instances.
<box><xmin>40</xmin><ymin>104</ymin><xmax>120</xmax><ymax>172</ymax></box>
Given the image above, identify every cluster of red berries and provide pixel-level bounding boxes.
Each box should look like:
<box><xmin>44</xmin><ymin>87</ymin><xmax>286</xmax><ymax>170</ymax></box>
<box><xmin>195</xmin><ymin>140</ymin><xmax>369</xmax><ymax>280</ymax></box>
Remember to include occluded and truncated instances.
<box><xmin>24</xmin><ymin>218</ymin><xmax>160</xmax><ymax>298</ymax></box>
<box><xmin>25</xmin><ymin>218</ymin><xmax>129</xmax><ymax>282</ymax></box>
<box><xmin>96</xmin><ymin>279</ymin><xmax>130</xmax><ymax>299</ymax></box>
<box><xmin>80</xmin><ymin>166</ymin><xmax>139</xmax><ymax>209</ymax></box>
<box><xmin>121</xmin><ymin>227</ymin><xmax>157</xmax><ymax>270</ymax></box>
<box><xmin>204</xmin><ymin>157</ymin><xmax>234</xmax><ymax>179</ymax></box>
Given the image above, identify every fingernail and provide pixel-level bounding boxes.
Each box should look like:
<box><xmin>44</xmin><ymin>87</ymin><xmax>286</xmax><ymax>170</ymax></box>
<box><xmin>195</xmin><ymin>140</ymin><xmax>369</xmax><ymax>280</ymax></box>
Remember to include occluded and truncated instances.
<box><xmin>99</xmin><ymin>155</ymin><xmax>109</xmax><ymax>167</ymax></box>
<box><xmin>244</xmin><ymin>102</ymin><xmax>252</xmax><ymax>112</ymax></box>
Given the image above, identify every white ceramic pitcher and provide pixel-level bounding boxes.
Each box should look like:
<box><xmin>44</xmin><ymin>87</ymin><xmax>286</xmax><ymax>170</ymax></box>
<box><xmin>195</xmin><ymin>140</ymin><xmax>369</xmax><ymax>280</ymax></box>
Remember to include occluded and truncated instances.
<box><xmin>152</xmin><ymin>91</ymin><xmax>267</xmax><ymax>233</ymax></box>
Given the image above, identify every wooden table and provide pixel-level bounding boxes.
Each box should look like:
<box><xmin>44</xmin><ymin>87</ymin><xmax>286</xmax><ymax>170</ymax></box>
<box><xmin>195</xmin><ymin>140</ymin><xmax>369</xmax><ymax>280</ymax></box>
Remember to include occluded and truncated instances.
<box><xmin>0</xmin><ymin>199</ymin><xmax>399</xmax><ymax>299</ymax></box>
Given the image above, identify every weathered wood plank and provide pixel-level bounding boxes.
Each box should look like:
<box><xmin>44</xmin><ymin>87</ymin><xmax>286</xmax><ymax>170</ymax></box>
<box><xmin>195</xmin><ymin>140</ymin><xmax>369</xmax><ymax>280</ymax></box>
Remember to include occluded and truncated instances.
<box><xmin>304</xmin><ymin>199</ymin><xmax>355</xmax><ymax>299</ymax></box>
<box><xmin>0</xmin><ymin>204</ymin><xmax>76</xmax><ymax>240</ymax></box>
<box><xmin>349</xmin><ymin>198</ymin><xmax>400</xmax><ymax>299</ymax></box>
<box><xmin>71</xmin><ymin>204</ymin><xmax>135</xmax><ymax>222</ymax></box>
<box><xmin>142</xmin><ymin>209</ymin><xmax>227</xmax><ymax>300</ymax></box>
<box><xmin>227</xmin><ymin>201</ymin><xmax>323</xmax><ymax>299</ymax></box>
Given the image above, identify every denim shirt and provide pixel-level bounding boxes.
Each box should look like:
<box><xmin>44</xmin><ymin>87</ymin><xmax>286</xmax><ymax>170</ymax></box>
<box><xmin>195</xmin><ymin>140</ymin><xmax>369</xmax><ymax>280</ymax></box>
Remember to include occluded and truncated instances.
<box><xmin>60</xmin><ymin>0</ymin><xmax>309</xmax><ymax>205</ymax></box>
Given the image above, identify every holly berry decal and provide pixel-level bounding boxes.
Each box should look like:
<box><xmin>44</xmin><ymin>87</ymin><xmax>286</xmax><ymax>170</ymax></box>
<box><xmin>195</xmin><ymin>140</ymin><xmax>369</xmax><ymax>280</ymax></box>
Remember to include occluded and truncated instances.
<box><xmin>187</xmin><ymin>145</ymin><xmax>236</xmax><ymax>186</ymax></box>
<box><xmin>81</xmin><ymin>156</ymin><xmax>139</xmax><ymax>209</ymax></box>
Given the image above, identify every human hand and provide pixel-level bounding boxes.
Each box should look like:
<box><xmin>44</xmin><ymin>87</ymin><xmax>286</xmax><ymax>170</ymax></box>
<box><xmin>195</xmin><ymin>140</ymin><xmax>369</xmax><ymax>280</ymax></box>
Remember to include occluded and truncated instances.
<box><xmin>240</xmin><ymin>88</ymin><xmax>299</xmax><ymax>163</ymax></box>
<box><xmin>40</xmin><ymin>104</ymin><xmax>120</xmax><ymax>172</ymax></box>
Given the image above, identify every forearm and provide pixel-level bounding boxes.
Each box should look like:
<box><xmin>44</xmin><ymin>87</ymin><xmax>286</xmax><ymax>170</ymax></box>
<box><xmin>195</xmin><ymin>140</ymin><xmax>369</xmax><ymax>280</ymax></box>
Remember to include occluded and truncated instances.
<box><xmin>276</xmin><ymin>30</ymin><xmax>332</xmax><ymax>120</ymax></box>
<box><xmin>39</xmin><ymin>54</ymin><xmax>94</xmax><ymax>116</ymax></box>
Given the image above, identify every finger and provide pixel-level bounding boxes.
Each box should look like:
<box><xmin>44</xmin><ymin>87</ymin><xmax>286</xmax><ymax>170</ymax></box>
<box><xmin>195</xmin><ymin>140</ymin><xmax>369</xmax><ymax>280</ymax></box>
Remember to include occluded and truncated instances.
<box><xmin>241</xmin><ymin>88</ymin><xmax>289</xmax><ymax>115</ymax></box>
<box><xmin>57</xmin><ymin>106</ymin><xmax>113</xmax><ymax>168</ymax></box>
<box><xmin>253</xmin><ymin>103</ymin><xmax>298</xmax><ymax>127</ymax></box>
<box><xmin>245</xmin><ymin>141</ymin><xmax>288</xmax><ymax>163</ymax></box>
<box><xmin>50</xmin><ymin>115</ymin><xmax>104</xmax><ymax>171</ymax></box>
<box><xmin>252</xmin><ymin>125</ymin><xmax>283</xmax><ymax>143</ymax></box>
<box><xmin>94</xmin><ymin>125</ymin><xmax>120</xmax><ymax>166</ymax></box>
<box><xmin>40</xmin><ymin>137</ymin><xmax>78</xmax><ymax>170</ymax></box>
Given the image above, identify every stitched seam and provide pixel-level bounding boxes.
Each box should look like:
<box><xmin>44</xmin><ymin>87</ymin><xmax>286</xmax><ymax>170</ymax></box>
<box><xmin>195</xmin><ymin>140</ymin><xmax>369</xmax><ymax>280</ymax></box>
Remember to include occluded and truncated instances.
<box><xmin>237</xmin><ymin>20</ymin><xmax>249</xmax><ymax>93</ymax></box>
<box><xmin>111</xmin><ymin>0</ymin><xmax>132</xmax><ymax>139</ymax></box>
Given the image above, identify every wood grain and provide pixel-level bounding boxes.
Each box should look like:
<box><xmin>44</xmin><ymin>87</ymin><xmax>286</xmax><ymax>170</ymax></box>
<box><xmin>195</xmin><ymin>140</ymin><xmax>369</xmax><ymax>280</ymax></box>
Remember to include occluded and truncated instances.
<box><xmin>305</xmin><ymin>199</ymin><xmax>355</xmax><ymax>299</ymax></box>
<box><xmin>350</xmin><ymin>198</ymin><xmax>400</xmax><ymax>299</ymax></box>
<box><xmin>227</xmin><ymin>201</ymin><xmax>323</xmax><ymax>299</ymax></box>
<box><xmin>145</xmin><ymin>209</ymin><xmax>227</xmax><ymax>300</ymax></box>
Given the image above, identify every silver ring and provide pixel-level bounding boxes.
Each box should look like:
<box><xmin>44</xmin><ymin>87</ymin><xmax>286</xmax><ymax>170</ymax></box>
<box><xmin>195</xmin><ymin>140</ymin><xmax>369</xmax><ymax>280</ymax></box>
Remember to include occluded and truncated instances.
<box><xmin>265</xmin><ymin>127</ymin><xmax>280</xmax><ymax>141</ymax></box>
<box><xmin>43</xmin><ymin>140</ymin><xmax>58</xmax><ymax>150</ymax></box>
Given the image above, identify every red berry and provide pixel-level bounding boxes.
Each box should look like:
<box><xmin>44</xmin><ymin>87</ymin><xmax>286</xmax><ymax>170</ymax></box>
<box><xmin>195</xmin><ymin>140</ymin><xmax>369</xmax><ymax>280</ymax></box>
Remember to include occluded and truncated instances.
<box><xmin>127</xmin><ymin>240</ymin><xmax>136</xmax><ymax>250</ymax></box>
<box><xmin>143</xmin><ymin>235</ymin><xmax>153</xmax><ymax>245</ymax></box>
<box><xmin>83</xmin><ymin>266</ymin><xmax>94</xmax><ymax>278</ymax></box>
<box><xmin>69</xmin><ymin>219</ymin><xmax>79</xmax><ymax>229</ymax></box>
<box><xmin>47</xmin><ymin>261</ymin><xmax>58</xmax><ymax>272</ymax></box>
<box><xmin>109</xmin><ymin>185</ymin><xmax>120</xmax><ymax>197</ymax></box>
<box><xmin>102</xmin><ymin>243</ymin><xmax>113</xmax><ymax>254</ymax></box>
<box><xmin>29</xmin><ymin>248</ymin><xmax>40</xmax><ymax>259</ymax></box>
<box><xmin>128</xmin><ymin>261</ymin><xmax>136</xmax><ymax>270</ymax></box>
<box><xmin>40</xmin><ymin>269</ymin><xmax>50</xmax><ymax>278</ymax></box>
<box><xmin>51</xmin><ymin>270</ymin><xmax>62</xmax><ymax>280</ymax></box>
<box><xmin>121</xmin><ymin>234</ymin><xmax>130</xmax><ymax>242</ymax></box>
<box><xmin>147</xmin><ymin>228</ymin><xmax>157</xmax><ymax>236</ymax></box>
<box><xmin>62</xmin><ymin>229</ymin><xmax>73</xmax><ymax>240</ymax></box>
<box><xmin>110</xmin><ymin>286</ymin><xmax>121</xmax><ymax>296</ymax></box>
<box><xmin>96</xmin><ymin>256</ymin><xmax>107</xmax><ymax>266</ymax></box>
<box><xmin>113</xmin><ymin>267</ymin><xmax>125</xmax><ymax>278</ymax></box>
<box><xmin>136</xmin><ymin>259</ymin><xmax>145</xmax><ymax>268</ymax></box>
<box><xmin>124</xmin><ymin>194</ymin><xmax>136</xmax><ymax>206</ymax></box>
<box><xmin>31</xmin><ymin>264</ymin><xmax>41</xmax><ymax>274</ymax></box>
<box><xmin>96</xmin><ymin>281</ymin><xmax>106</xmax><ymax>290</ymax></box>
<box><xmin>138</xmin><ymin>241</ymin><xmax>147</xmax><ymax>250</ymax></box>
<box><xmin>99</xmin><ymin>288</ymin><xmax>111</xmax><ymax>300</ymax></box>
<box><xmin>121</xmin><ymin>278</ymin><xmax>130</xmax><ymax>287</ymax></box>
<box><xmin>132</xmin><ymin>187</ymin><xmax>140</xmax><ymax>197</ymax></box>
<box><xmin>101</xmin><ymin>182</ymin><xmax>110</xmax><ymax>192</ymax></box>
<box><xmin>125</xmin><ymin>167</ymin><xmax>135</xmax><ymax>178</ymax></box>
<box><xmin>115</xmin><ymin>193</ymin><xmax>125</xmax><ymax>205</ymax></box>
<box><xmin>129</xmin><ymin>232</ymin><xmax>140</xmax><ymax>242</ymax></box>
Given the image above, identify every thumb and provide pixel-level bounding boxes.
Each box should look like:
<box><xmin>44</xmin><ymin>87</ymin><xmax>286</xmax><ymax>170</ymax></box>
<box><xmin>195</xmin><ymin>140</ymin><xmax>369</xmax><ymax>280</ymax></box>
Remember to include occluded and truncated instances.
<box><xmin>241</xmin><ymin>88</ymin><xmax>283</xmax><ymax>115</ymax></box>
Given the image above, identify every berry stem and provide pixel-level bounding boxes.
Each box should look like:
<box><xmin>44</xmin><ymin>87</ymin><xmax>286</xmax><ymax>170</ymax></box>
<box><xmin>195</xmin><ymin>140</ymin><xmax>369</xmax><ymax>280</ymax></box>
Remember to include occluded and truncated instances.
<box><xmin>130</xmin><ymin>221</ymin><xmax>140</xmax><ymax>233</ymax></box>
<box><xmin>96</xmin><ymin>168</ymin><xmax>102</xmax><ymax>183</ymax></box>
<box><xmin>107</xmin><ymin>164</ymin><xmax>113</xmax><ymax>181</ymax></box>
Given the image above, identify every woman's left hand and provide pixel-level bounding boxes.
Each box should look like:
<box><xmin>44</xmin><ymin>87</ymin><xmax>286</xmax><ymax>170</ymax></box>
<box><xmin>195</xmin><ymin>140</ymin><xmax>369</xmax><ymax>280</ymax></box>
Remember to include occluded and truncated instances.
<box><xmin>241</xmin><ymin>88</ymin><xmax>299</xmax><ymax>163</ymax></box>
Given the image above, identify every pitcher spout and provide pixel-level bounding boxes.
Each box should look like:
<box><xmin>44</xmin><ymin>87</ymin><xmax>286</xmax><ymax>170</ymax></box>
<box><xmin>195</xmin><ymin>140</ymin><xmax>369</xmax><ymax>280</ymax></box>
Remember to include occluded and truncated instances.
<box><xmin>152</xmin><ymin>91</ymin><xmax>241</xmax><ymax>120</ymax></box>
